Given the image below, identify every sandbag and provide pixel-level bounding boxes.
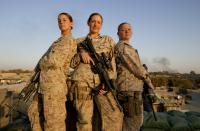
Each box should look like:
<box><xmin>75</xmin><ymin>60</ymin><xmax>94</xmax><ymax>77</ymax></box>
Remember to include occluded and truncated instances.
<box><xmin>185</xmin><ymin>111</ymin><xmax>200</xmax><ymax>117</ymax></box>
<box><xmin>140</xmin><ymin>127</ymin><xmax>165</xmax><ymax>131</ymax></box>
<box><xmin>167</xmin><ymin>110</ymin><xmax>187</xmax><ymax>118</ymax></box>
<box><xmin>168</xmin><ymin>115</ymin><xmax>191</xmax><ymax>131</ymax></box>
<box><xmin>187</xmin><ymin>115</ymin><xmax>200</xmax><ymax>130</ymax></box>
<box><xmin>142</xmin><ymin>112</ymin><xmax>170</xmax><ymax>130</ymax></box>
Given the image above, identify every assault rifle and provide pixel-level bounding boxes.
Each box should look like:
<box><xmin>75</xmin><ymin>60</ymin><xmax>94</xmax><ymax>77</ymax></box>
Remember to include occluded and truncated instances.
<box><xmin>5</xmin><ymin>68</ymin><xmax>40</xmax><ymax>117</ymax></box>
<box><xmin>79</xmin><ymin>37</ymin><xmax>122</xmax><ymax>111</ymax></box>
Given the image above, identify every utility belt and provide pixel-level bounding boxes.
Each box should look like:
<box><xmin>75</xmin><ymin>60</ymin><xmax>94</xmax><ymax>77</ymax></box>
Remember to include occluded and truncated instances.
<box><xmin>76</xmin><ymin>93</ymin><xmax>92</xmax><ymax>100</ymax></box>
<box><xmin>117</xmin><ymin>91</ymin><xmax>143</xmax><ymax>117</ymax></box>
<box><xmin>69</xmin><ymin>82</ymin><xmax>93</xmax><ymax>101</ymax></box>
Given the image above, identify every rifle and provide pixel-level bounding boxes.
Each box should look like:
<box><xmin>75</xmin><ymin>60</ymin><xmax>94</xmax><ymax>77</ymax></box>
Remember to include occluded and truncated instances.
<box><xmin>5</xmin><ymin>69</ymin><xmax>40</xmax><ymax>117</ymax></box>
<box><xmin>119</xmin><ymin>47</ymin><xmax>157</xmax><ymax>120</ymax></box>
<box><xmin>79</xmin><ymin>37</ymin><xmax>122</xmax><ymax>111</ymax></box>
<box><xmin>143</xmin><ymin>85</ymin><xmax>157</xmax><ymax>121</ymax></box>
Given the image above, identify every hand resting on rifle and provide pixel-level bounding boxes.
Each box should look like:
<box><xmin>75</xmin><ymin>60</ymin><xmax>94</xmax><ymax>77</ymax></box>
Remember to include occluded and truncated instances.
<box><xmin>99</xmin><ymin>84</ymin><xmax>107</xmax><ymax>95</ymax></box>
<box><xmin>80</xmin><ymin>51</ymin><xmax>94</xmax><ymax>65</ymax></box>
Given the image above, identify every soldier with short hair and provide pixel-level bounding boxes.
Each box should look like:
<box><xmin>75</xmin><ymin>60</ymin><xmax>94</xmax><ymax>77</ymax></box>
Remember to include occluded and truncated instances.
<box><xmin>115</xmin><ymin>22</ymin><xmax>155</xmax><ymax>131</ymax></box>
<box><xmin>70</xmin><ymin>12</ymin><xmax>123</xmax><ymax>131</ymax></box>
<box><xmin>28</xmin><ymin>12</ymin><xmax>77</xmax><ymax>131</ymax></box>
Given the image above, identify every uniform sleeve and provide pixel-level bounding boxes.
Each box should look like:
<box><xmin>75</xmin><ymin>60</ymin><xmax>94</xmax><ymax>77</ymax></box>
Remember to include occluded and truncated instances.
<box><xmin>39</xmin><ymin>39</ymin><xmax>76</xmax><ymax>95</ymax></box>
<box><xmin>40</xmin><ymin>41</ymin><xmax>70</xmax><ymax>71</ymax></box>
<box><xmin>76</xmin><ymin>37</ymin><xmax>86</xmax><ymax>53</ymax></box>
<box><xmin>117</xmin><ymin>44</ymin><xmax>143</xmax><ymax>76</ymax></box>
<box><xmin>69</xmin><ymin>37</ymin><xmax>85</xmax><ymax>69</ymax></box>
<box><xmin>122</xmin><ymin>45</ymin><xmax>154</xmax><ymax>89</ymax></box>
<box><xmin>107</xmin><ymin>37</ymin><xmax>117</xmax><ymax>80</ymax></box>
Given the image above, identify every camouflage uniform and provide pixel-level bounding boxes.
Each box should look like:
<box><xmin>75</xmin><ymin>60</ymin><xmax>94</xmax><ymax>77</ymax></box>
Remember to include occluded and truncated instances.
<box><xmin>28</xmin><ymin>93</ymin><xmax>43</xmax><ymax>131</ymax></box>
<box><xmin>28</xmin><ymin>35</ymin><xmax>77</xmax><ymax>131</ymax></box>
<box><xmin>71</xmin><ymin>35</ymin><xmax>123</xmax><ymax>131</ymax></box>
<box><xmin>115</xmin><ymin>40</ymin><xmax>154</xmax><ymax>131</ymax></box>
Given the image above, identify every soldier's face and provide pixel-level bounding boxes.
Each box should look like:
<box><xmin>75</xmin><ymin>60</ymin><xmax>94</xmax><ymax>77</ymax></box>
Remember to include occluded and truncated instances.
<box><xmin>88</xmin><ymin>15</ymin><xmax>102</xmax><ymax>34</ymax></box>
<box><xmin>58</xmin><ymin>14</ymin><xmax>73</xmax><ymax>32</ymax></box>
<box><xmin>118</xmin><ymin>24</ymin><xmax>132</xmax><ymax>41</ymax></box>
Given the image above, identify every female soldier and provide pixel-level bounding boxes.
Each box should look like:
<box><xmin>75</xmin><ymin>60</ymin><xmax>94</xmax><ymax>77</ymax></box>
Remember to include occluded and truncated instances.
<box><xmin>28</xmin><ymin>12</ymin><xmax>77</xmax><ymax>131</ymax></box>
<box><xmin>114</xmin><ymin>22</ymin><xmax>155</xmax><ymax>131</ymax></box>
<box><xmin>71</xmin><ymin>13</ymin><xmax>123</xmax><ymax>131</ymax></box>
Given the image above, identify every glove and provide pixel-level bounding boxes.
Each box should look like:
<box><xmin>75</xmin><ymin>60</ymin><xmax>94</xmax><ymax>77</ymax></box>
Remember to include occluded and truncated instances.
<box><xmin>147</xmin><ymin>94</ymin><xmax>157</xmax><ymax>103</ymax></box>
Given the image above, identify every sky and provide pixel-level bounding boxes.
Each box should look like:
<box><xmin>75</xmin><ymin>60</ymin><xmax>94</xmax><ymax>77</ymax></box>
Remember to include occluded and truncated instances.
<box><xmin>0</xmin><ymin>0</ymin><xmax>200</xmax><ymax>73</ymax></box>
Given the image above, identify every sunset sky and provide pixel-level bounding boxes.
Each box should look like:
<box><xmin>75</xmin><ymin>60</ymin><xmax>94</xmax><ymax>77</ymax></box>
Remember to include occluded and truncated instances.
<box><xmin>0</xmin><ymin>0</ymin><xmax>200</xmax><ymax>73</ymax></box>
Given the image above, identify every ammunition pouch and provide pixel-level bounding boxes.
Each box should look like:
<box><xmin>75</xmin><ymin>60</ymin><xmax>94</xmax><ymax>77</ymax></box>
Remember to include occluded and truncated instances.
<box><xmin>74</xmin><ymin>85</ymin><xmax>92</xmax><ymax>100</ymax></box>
<box><xmin>118</xmin><ymin>91</ymin><xmax>143</xmax><ymax>118</ymax></box>
<box><xmin>77</xmin><ymin>87</ymin><xmax>92</xmax><ymax>100</ymax></box>
<box><xmin>76</xmin><ymin>94</ymin><xmax>92</xmax><ymax>100</ymax></box>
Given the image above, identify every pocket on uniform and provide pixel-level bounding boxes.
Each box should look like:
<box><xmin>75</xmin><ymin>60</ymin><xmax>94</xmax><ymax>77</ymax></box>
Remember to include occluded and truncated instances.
<box><xmin>133</xmin><ymin>92</ymin><xmax>143</xmax><ymax>116</ymax></box>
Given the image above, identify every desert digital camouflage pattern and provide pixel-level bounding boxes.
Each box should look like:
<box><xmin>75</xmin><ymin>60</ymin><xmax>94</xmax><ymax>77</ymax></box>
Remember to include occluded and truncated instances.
<box><xmin>71</xmin><ymin>35</ymin><xmax>123</xmax><ymax>131</ymax></box>
<box><xmin>115</xmin><ymin>40</ymin><xmax>153</xmax><ymax>92</ymax></box>
<box><xmin>28</xmin><ymin>35</ymin><xmax>77</xmax><ymax>131</ymax></box>
<box><xmin>115</xmin><ymin>40</ymin><xmax>154</xmax><ymax>131</ymax></box>
<box><xmin>72</xmin><ymin>35</ymin><xmax>116</xmax><ymax>87</ymax></box>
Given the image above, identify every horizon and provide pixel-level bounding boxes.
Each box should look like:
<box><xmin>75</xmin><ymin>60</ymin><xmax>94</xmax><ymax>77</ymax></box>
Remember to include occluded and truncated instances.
<box><xmin>0</xmin><ymin>0</ymin><xmax>200</xmax><ymax>73</ymax></box>
<box><xmin>0</xmin><ymin>68</ymin><xmax>199</xmax><ymax>74</ymax></box>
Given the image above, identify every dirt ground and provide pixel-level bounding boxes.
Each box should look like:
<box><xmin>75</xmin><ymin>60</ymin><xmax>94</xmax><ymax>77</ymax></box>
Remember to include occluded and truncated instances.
<box><xmin>1</xmin><ymin>85</ymin><xmax>200</xmax><ymax>131</ymax></box>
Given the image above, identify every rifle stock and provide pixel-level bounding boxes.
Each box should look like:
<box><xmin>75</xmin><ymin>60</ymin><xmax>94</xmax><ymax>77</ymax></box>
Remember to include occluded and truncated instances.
<box><xmin>5</xmin><ymin>71</ymin><xmax>40</xmax><ymax>117</ymax></box>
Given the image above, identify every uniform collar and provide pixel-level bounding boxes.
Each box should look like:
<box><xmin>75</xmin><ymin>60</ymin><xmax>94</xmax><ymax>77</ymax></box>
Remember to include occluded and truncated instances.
<box><xmin>87</xmin><ymin>34</ymin><xmax>102</xmax><ymax>40</ymax></box>
<box><xmin>119</xmin><ymin>40</ymin><xmax>132</xmax><ymax>47</ymax></box>
<box><xmin>61</xmin><ymin>33</ymin><xmax>73</xmax><ymax>39</ymax></box>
